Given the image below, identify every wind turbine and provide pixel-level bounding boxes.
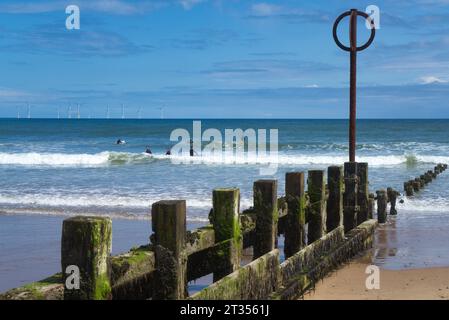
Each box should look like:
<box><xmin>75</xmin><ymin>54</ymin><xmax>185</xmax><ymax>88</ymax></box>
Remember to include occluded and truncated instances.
<box><xmin>17</xmin><ymin>106</ymin><xmax>20</xmax><ymax>119</ymax></box>
<box><xmin>57</xmin><ymin>106</ymin><xmax>60</xmax><ymax>119</ymax></box>
<box><xmin>137</xmin><ymin>106</ymin><xmax>142</xmax><ymax>119</ymax></box>
<box><xmin>27</xmin><ymin>103</ymin><xmax>31</xmax><ymax>119</ymax></box>
<box><xmin>159</xmin><ymin>106</ymin><xmax>164</xmax><ymax>119</ymax></box>
<box><xmin>121</xmin><ymin>104</ymin><xmax>125</xmax><ymax>119</ymax></box>
<box><xmin>68</xmin><ymin>104</ymin><xmax>72</xmax><ymax>119</ymax></box>
<box><xmin>106</xmin><ymin>105</ymin><xmax>110</xmax><ymax>119</ymax></box>
<box><xmin>77</xmin><ymin>103</ymin><xmax>80</xmax><ymax>119</ymax></box>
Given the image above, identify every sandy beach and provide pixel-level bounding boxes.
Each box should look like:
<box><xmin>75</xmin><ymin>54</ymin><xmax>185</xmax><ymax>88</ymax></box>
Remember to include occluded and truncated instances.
<box><xmin>304</xmin><ymin>211</ymin><xmax>449</xmax><ymax>300</ymax></box>
<box><xmin>304</xmin><ymin>260</ymin><xmax>449</xmax><ymax>300</ymax></box>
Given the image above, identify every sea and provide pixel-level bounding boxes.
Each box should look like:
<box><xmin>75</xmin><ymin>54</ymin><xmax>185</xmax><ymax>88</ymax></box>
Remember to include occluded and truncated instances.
<box><xmin>1</xmin><ymin>119</ymin><xmax>449</xmax><ymax>292</ymax></box>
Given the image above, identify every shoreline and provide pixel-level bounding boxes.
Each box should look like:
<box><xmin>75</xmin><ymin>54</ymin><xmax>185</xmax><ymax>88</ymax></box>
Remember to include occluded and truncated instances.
<box><xmin>2</xmin><ymin>206</ymin><xmax>449</xmax><ymax>298</ymax></box>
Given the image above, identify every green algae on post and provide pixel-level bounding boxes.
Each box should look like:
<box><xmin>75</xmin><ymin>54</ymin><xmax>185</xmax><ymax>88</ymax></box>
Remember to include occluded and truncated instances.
<box><xmin>61</xmin><ymin>216</ymin><xmax>112</xmax><ymax>300</ymax></box>
<box><xmin>357</xmin><ymin>162</ymin><xmax>369</xmax><ymax>224</ymax></box>
<box><xmin>326</xmin><ymin>166</ymin><xmax>344</xmax><ymax>232</ymax></box>
<box><xmin>307</xmin><ymin>170</ymin><xmax>326</xmax><ymax>244</ymax></box>
<box><xmin>253</xmin><ymin>180</ymin><xmax>278</xmax><ymax>259</ymax></box>
<box><xmin>284</xmin><ymin>172</ymin><xmax>306</xmax><ymax>258</ymax></box>
<box><xmin>152</xmin><ymin>200</ymin><xmax>187</xmax><ymax>300</ymax></box>
<box><xmin>211</xmin><ymin>188</ymin><xmax>242</xmax><ymax>281</ymax></box>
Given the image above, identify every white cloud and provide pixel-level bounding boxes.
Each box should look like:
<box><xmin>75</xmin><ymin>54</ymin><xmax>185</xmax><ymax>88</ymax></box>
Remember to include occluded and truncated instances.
<box><xmin>251</xmin><ymin>3</ymin><xmax>282</xmax><ymax>16</ymax></box>
<box><xmin>0</xmin><ymin>88</ymin><xmax>31</xmax><ymax>103</ymax></box>
<box><xmin>179</xmin><ymin>0</ymin><xmax>207</xmax><ymax>10</ymax></box>
<box><xmin>0</xmin><ymin>0</ymin><xmax>165</xmax><ymax>15</ymax></box>
<box><xmin>419</xmin><ymin>76</ymin><xmax>448</xmax><ymax>84</ymax></box>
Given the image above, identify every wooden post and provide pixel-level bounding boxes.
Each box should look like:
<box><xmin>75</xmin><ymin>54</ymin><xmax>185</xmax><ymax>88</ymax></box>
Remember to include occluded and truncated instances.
<box><xmin>61</xmin><ymin>216</ymin><xmax>112</xmax><ymax>300</ymax></box>
<box><xmin>211</xmin><ymin>188</ymin><xmax>242</xmax><ymax>281</ymax></box>
<box><xmin>152</xmin><ymin>200</ymin><xmax>187</xmax><ymax>300</ymax></box>
<box><xmin>253</xmin><ymin>180</ymin><xmax>278</xmax><ymax>259</ymax></box>
<box><xmin>326</xmin><ymin>166</ymin><xmax>343</xmax><ymax>232</ymax></box>
<box><xmin>284</xmin><ymin>172</ymin><xmax>306</xmax><ymax>258</ymax></box>
<box><xmin>357</xmin><ymin>162</ymin><xmax>369</xmax><ymax>224</ymax></box>
<box><xmin>412</xmin><ymin>180</ymin><xmax>420</xmax><ymax>192</ymax></box>
<box><xmin>307</xmin><ymin>170</ymin><xmax>326</xmax><ymax>244</ymax></box>
<box><xmin>368</xmin><ymin>193</ymin><xmax>375</xmax><ymax>219</ymax></box>
<box><xmin>376</xmin><ymin>190</ymin><xmax>388</xmax><ymax>223</ymax></box>
<box><xmin>420</xmin><ymin>174</ymin><xmax>428</xmax><ymax>185</ymax></box>
<box><xmin>418</xmin><ymin>177</ymin><xmax>425</xmax><ymax>188</ymax></box>
<box><xmin>343</xmin><ymin>162</ymin><xmax>358</xmax><ymax>232</ymax></box>
<box><xmin>404</xmin><ymin>181</ymin><xmax>413</xmax><ymax>196</ymax></box>
<box><xmin>387</xmin><ymin>187</ymin><xmax>398</xmax><ymax>215</ymax></box>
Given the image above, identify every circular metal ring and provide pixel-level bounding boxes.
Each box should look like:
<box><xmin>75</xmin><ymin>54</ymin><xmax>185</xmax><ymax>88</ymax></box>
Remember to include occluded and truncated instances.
<box><xmin>332</xmin><ymin>10</ymin><xmax>376</xmax><ymax>52</ymax></box>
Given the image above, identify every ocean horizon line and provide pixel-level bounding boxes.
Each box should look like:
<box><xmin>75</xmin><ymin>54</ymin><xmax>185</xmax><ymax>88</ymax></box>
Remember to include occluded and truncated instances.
<box><xmin>1</xmin><ymin>117</ymin><xmax>449</xmax><ymax>121</ymax></box>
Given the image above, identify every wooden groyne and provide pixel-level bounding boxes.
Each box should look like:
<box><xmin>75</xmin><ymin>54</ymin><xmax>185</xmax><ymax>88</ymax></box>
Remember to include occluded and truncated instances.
<box><xmin>4</xmin><ymin>162</ymin><xmax>445</xmax><ymax>300</ymax></box>
<box><xmin>403</xmin><ymin>163</ymin><xmax>447</xmax><ymax>196</ymax></box>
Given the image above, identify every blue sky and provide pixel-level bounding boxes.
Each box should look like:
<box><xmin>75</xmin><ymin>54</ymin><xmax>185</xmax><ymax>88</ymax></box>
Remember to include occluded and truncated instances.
<box><xmin>0</xmin><ymin>0</ymin><xmax>448</xmax><ymax>118</ymax></box>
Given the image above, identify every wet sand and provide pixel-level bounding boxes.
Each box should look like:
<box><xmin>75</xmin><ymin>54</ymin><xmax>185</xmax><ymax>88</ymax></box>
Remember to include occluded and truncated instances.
<box><xmin>305</xmin><ymin>210</ymin><xmax>449</xmax><ymax>300</ymax></box>
<box><xmin>304</xmin><ymin>260</ymin><xmax>449</xmax><ymax>300</ymax></box>
<box><xmin>0</xmin><ymin>214</ymin><xmax>206</xmax><ymax>293</ymax></box>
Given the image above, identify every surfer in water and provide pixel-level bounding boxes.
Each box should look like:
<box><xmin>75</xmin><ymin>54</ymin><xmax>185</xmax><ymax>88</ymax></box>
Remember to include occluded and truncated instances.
<box><xmin>190</xmin><ymin>139</ymin><xmax>195</xmax><ymax>156</ymax></box>
<box><xmin>145</xmin><ymin>145</ymin><xmax>152</xmax><ymax>155</ymax></box>
<box><xmin>116</xmin><ymin>139</ymin><xmax>125</xmax><ymax>145</ymax></box>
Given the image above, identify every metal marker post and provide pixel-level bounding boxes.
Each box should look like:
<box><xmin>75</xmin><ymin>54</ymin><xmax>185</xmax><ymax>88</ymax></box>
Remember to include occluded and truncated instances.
<box><xmin>333</xmin><ymin>9</ymin><xmax>376</xmax><ymax>162</ymax></box>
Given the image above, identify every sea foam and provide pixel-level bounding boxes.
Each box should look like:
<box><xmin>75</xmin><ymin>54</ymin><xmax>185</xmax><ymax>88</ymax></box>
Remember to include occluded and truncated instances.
<box><xmin>0</xmin><ymin>151</ymin><xmax>447</xmax><ymax>167</ymax></box>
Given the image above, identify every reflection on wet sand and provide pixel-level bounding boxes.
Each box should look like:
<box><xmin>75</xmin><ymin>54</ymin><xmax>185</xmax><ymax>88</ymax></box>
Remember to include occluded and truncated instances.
<box><xmin>372</xmin><ymin>211</ymin><xmax>449</xmax><ymax>269</ymax></box>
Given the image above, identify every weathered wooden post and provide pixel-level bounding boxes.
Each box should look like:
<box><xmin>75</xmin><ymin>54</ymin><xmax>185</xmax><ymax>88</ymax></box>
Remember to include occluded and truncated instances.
<box><xmin>376</xmin><ymin>190</ymin><xmax>387</xmax><ymax>223</ymax></box>
<box><xmin>404</xmin><ymin>181</ymin><xmax>414</xmax><ymax>196</ymax></box>
<box><xmin>420</xmin><ymin>174</ymin><xmax>428</xmax><ymax>185</ymax></box>
<box><xmin>326</xmin><ymin>166</ymin><xmax>343</xmax><ymax>232</ymax></box>
<box><xmin>387</xmin><ymin>187</ymin><xmax>398</xmax><ymax>215</ymax></box>
<box><xmin>425</xmin><ymin>172</ymin><xmax>432</xmax><ymax>183</ymax></box>
<box><xmin>211</xmin><ymin>188</ymin><xmax>242</xmax><ymax>281</ymax></box>
<box><xmin>357</xmin><ymin>162</ymin><xmax>369</xmax><ymax>224</ymax></box>
<box><xmin>412</xmin><ymin>180</ymin><xmax>420</xmax><ymax>192</ymax></box>
<box><xmin>284</xmin><ymin>172</ymin><xmax>306</xmax><ymax>258</ymax></box>
<box><xmin>61</xmin><ymin>216</ymin><xmax>112</xmax><ymax>300</ymax></box>
<box><xmin>368</xmin><ymin>193</ymin><xmax>375</xmax><ymax>219</ymax></box>
<box><xmin>431</xmin><ymin>170</ymin><xmax>437</xmax><ymax>178</ymax></box>
<box><xmin>152</xmin><ymin>200</ymin><xmax>187</xmax><ymax>300</ymax></box>
<box><xmin>343</xmin><ymin>162</ymin><xmax>359</xmax><ymax>232</ymax></box>
<box><xmin>418</xmin><ymin>177</ymin><xmax>425</xmax><ymax>188</ymax></box>
<box><xmin>307</xmin><ymin>170</ymin><xmax>326</xmax><ymax>244</ymax></box>
<box><xmin>253</xmin><ymin>180</ymin><xmax>278</xmax><ymax>259</ymax></box>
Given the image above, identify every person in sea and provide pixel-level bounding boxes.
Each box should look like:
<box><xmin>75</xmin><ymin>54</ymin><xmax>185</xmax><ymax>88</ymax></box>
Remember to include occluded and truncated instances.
<box><xmin>145</xmin><ymin>145</ymin><xmax>152</xmax><ymax>155</ymax></box>
<box><xmin>190</xmin><ymin>139</ymin><xmax>195</xmax><ymax>156</ymax></box>
<box><xmin>116</xmin><ymin>139</ymin><xmax>125</xmax><ymax>145</ymax></box>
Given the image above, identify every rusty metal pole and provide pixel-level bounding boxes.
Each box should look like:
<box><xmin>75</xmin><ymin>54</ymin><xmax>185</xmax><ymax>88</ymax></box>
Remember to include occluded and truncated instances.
<box><xmin>349</xmin><ymin>9</ymin><xmax>357</xmax><ymax>163</ymax></box>
<box><xmin>333</xmin><ymin>9</ymin><xmax>376</xmax><ymax>163</ymax></box>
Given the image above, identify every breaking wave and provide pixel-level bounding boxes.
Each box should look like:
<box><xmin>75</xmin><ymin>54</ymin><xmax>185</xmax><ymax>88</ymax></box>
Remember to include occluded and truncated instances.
<box><xmin>0</xmin><ymin>151</ymin><xmax>447</xmax><ymax>167</ymax></box>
